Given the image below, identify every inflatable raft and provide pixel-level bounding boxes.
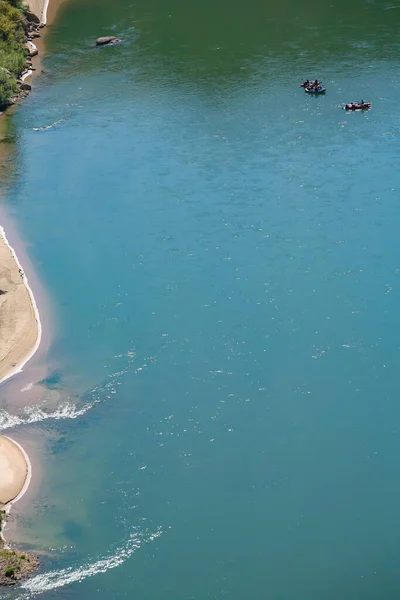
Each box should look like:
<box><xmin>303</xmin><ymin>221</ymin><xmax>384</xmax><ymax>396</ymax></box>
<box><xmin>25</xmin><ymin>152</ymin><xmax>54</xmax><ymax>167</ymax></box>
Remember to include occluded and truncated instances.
<box><xmin>345</xmin><ymin>102</ymin><xmax>371</xmax><ymax>110</ymax></box>
<box><xmin>305</xmin><ymin>87</ymin><xmax>326</xmax><ymax>94</ymax></box>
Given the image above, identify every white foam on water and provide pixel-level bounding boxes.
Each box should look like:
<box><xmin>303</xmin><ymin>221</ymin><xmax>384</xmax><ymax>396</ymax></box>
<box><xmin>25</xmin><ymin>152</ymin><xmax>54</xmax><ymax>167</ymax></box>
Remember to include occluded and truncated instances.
<box><xmin>21</xmin><ymin>382</ymin><xmax>34</xmax><ymax>392</ymax></box>
<box><xmin>0</xmin><ymin>401</ymin><xmax>92</xmax><ymax>432</ymax></box>
<box><xmin>20</xmin><ymin>527</ymin><xmax>163</xmax><ymax>597</ymax></box>
<box><xmin>0</xmin><ymin>368</ymin><xmax>126</xmax><ymax>431</ymax></box>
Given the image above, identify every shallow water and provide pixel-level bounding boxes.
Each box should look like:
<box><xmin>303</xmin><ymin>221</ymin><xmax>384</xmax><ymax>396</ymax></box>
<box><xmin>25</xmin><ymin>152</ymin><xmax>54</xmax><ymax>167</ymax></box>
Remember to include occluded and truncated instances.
<box><xmin>1</xmin><ymin>0</ymin><xmax>400</xmax><ymax>597</ymax></box>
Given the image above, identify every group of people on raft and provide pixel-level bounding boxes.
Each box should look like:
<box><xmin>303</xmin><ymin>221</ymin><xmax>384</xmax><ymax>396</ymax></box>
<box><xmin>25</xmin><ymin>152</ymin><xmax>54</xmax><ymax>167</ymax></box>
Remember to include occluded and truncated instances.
<box><xmin>345</xmin><ymin>100</ymin><xmax>372</xmax><ymax>111</ymax></box>
<box><xmin>300</xmin><ymin>78</ymin><xmax>371</xmax><ymax>110</ymax></box>
<box><xmin>301</xmin><ymin>79</ymin><xmax>323</xmax><ymax>92</ymax></box>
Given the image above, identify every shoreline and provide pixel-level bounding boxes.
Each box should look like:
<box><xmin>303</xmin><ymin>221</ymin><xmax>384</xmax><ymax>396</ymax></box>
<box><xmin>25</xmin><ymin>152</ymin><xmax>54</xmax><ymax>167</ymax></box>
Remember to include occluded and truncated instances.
<box><xmin>0</xmin><ymin>206</ymin><xmax>55</xmax><ymax>410</ymax></box>
<box><xmin>1</xmin><ymin>436</ymin><xmax>32</xmax><ymax>513</ymax></box>
<box><xmin>0</xmin><ymin>226</ymin><xmax>42</xmax><ymax>387</ymax></box>
<box><xmin>0</xmin><ymin>437</ymin><xmax>28</xmax><ymax>515</ymax></box>
<box><xmin>0</xmin><ymin>0</ymin><xmax>58</xmax><ymax>579</ymax></box>
<box><xmin>0</xmin><ymin>0</ymin><xmax>51</xmax><ymax>113</ymax></box>
<box><xmin>28</xmin><ymin>0</ymin><xmax>50</xmax><ymax>25</ymax></box>
<box><xmin>42</xmin><ymin>0</ymin><xmax>50</xmax><ymax>25</ymax></box>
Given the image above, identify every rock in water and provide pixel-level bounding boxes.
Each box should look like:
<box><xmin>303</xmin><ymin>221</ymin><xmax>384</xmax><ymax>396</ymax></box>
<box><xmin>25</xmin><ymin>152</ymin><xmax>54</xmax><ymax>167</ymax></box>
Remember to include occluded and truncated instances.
<box><xmin>95</xmin><ymin>36</ymin><xmax>122</xmax><ymax>46</ymax></box>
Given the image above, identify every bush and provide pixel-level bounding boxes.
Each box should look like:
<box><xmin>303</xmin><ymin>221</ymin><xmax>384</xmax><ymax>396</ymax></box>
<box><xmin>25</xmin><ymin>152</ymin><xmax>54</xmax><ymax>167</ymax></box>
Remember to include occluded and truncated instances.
<box><xmin>4</xmin><ymin>568</ymin><xmax>15</xmax><ymax>578</ymax></box>
<box><xmin>0</xmin><ymin>1</ymin><xmax>25</xmax><ymax>48</ymax></box>
<box><xmin>0</xmin><ymin>0</ymin><xmax>28</xmax><ymax>107</ymax></box>
<box><xmin>0</xmin><ymin>68</ymin><xmax>17</xmax><ymax>108</ymax></box>
<box><xmin>7</xmin><ymin>0</ymin><xmax>27</xmax><ymax>8</ymax></box>
<box><xmin>0</xmin><ymin>47</ymin><xmax>26</xmax><ymax>76</ymax></box>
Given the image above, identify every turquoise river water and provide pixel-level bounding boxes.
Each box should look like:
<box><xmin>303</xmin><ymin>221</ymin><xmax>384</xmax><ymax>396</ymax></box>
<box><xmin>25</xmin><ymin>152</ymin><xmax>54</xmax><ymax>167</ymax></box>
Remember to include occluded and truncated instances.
<box><xmin>1</xmin><ymin>0</ymin><xmax>400</xmax><ymax>597</ymax></box>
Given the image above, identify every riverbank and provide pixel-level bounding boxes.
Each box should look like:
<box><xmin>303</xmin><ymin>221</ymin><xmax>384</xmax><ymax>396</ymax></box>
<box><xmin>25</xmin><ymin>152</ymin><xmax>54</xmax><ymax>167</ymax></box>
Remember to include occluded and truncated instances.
<box><xmin>0</xmin><ymin>179</ymin><xmax>41</xmax><ymax>570</ymax></box>
<box><xmin>0</xmin><ymin>546</ymin><xmax>39</xmax><ymax>586</ymax></box>
<box><xmin>0</xmin><ymin>0</ymin><xmax>57</xmax><ymax>112</ymax></box>
<box><xmin>27</xmin><ymin>0</ymin><xmax>49</xmax><ymax>23</ymax></box>
<box><xmin>0</xmin><ymin>437</ymin><xmax>37</xmax><ymax>585</ymax></box>
<box><xmin>0</xmin><ymin>1</ymin><xmax>38</xmax><ymax>111</ymax></box>
<box><xmin>0</xmin><ymin>0</ymin><xmax>49</xmax><ymax>389</ymax></box>
<box><xmin>0</xmin><ymin>436</ymin><xmax>30</xmax><ymax>508</ymax></box>
<box><xmin>0</xmin><ymin>0</ymin><xmax>52</xmax><ymax>585</ymax></box>
<box><xmin>0</xmin><ymin>226</ymin><xmax>41</xmax><ymax>385</ymax></box>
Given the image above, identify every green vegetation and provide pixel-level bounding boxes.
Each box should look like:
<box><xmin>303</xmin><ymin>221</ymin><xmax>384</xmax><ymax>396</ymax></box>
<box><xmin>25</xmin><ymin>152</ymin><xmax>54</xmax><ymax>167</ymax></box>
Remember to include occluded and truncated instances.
<box><xmin>0</xmin><ymin>69</ymin><xmax>17</xmax><ymax>107</ymax></box>
<box><xmin>0</xmin><ymin>0</ymin><xmax>28</xmax><ymax>109</ymax></box>
<box><xmin>4</xmin><ymin>567</ymin><xmax>15</xmax><ymax>578</ymax></box>
<box><xmin>0</xmin><ymin>548</ymin><xmax>38</xmax><ymax>586</ymax></box>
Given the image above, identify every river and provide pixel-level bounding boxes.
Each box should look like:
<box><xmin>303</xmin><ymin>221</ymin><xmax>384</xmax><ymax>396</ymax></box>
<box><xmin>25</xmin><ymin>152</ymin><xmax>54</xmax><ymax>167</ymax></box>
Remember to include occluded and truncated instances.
<box><xmin>1</xmin><ymin>0</ymin><xmax>400</xmax><ymax>597</ymax></box>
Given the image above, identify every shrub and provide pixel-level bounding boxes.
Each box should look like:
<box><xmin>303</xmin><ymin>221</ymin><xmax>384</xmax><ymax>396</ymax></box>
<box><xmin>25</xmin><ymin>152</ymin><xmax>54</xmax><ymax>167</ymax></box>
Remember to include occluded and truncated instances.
<box><xmin>0</xmin><ymin>0</ymin><xmax>29</xmax><ymax>107</ymax></box>
<box><xmin>0</xmin><ymin>68</ymin><xmax>17</xmax><ymax>108</ymax></box>
<box><xmin>0</xmin><ymin>1</ymin><xmax>25</xmax><ymax>48</ymax></box>
<box><xmin>5</xmin><ymin>568</ymin><xmax>15</xmax><ymax>578</ymax></box>
<box><xmin>0</xmin><ymin>48</ymin><xmax>26</xmax><ymax>76</ymax></box>
<box><xmin>8</xmin><ymin>0</ymin><xmax>27</xmax><ymax>8</ymax></box>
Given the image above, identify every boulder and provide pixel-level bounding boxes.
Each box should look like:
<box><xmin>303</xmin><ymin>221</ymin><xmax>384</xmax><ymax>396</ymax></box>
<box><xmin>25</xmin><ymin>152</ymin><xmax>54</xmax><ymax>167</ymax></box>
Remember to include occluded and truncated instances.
<box><xmin>19</xmin><ymin>82</ymin><xmax>32</xmax><ymax>91</ymax></box>
<box><xmin>21</xmin><ymin>17</ymin><xmax>29</xmax><ymax>31</ymax></box>
<box><xmin>95</xmin><ymin>36</ymin><xmax>122</xmax><ymax>46</ymax></box>
<box><xmin>25</xmin><ymin>41</ymin><xmax>38</xmax><ymax>57</ymax></box>
<box><xmin>25</xmin><ymin>10</ymin><xmax>40</xmax><ymax>24</ymax></box>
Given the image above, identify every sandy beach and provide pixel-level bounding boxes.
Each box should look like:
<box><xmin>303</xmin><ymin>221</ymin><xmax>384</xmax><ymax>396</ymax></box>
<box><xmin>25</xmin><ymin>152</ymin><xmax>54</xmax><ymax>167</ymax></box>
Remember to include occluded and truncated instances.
<box><xmin>0</xmin><ymin>228</ymin><xmax>39</xmax><ymax>509</ymax></box>
<box><xmin>26</xmin><ymin>0</ymin><xmax>49</xmax><ymax>23</ymax></box>
<box><xmin>0</xmin><ymin>227</ymin><xmax>41</xmax><ymax>386</ymax></box>
<box><xmin>0</xmin><ymin>436</ymin><xmax>30</xmax><ymax>509</ymax></box>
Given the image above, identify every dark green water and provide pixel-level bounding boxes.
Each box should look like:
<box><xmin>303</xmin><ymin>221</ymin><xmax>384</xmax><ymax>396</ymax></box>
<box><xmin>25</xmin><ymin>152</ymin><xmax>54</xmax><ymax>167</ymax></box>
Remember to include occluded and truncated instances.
<box><xmin>1</xmin><ymin>0</ymin><xmax>400</xmax><ymax>597</ymax></box>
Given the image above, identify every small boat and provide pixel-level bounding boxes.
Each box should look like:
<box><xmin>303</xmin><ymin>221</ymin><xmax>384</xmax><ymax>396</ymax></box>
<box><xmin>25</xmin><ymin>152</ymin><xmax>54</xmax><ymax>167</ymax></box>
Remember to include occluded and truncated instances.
<box><xmin>305</xmin><ymin>87</ymin><xmax>326</xmax><ymax>94</ymax></box>
<box><xmin>301</xmin><ymin>79</ymin><xmax>325</xmax><ymax>93</ymax></box>
<box><xmin>345</xmin><ymin>102</ymin><xmax>371</xmax><ymax>110</ymax></box>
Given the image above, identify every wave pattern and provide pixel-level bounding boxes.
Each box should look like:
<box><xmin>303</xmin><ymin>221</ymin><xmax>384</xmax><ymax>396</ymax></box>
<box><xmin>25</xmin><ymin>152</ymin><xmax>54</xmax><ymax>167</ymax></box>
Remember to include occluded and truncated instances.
<box><xmin>0</xmin><ymin>354</ymin><xmax>158</xmax><ymax>599</ymax></box>
<box><xmin>0</xmin><ymin>361</ymin><xmax>132</xmax><ymax>432</ymax></box>
<box><xmin>0</xmin><ymin>401</ymin><xmax>89</xmax><ymax>432</ymax></box>
<box><xmin>3</xmin><ymin>527</ymin><xmax>163</xmax><ymax>599</ymax></box>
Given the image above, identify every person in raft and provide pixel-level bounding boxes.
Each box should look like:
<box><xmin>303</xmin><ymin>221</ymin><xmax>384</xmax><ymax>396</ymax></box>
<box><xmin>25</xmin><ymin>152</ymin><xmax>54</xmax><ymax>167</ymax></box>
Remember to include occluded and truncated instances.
<box><xmin>305</xmin><ymin>79</ymin><xmax>322</xmax><ymax>91</ymax></box>
<box><xmin>302</xmin><ymin>79</ymin><xmax>322</xmax><ymax>90</ymax></box>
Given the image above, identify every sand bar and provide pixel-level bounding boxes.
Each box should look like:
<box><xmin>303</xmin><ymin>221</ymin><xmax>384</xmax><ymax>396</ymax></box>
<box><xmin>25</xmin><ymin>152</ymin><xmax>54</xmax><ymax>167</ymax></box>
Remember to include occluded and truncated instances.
<box><xmin>0</xmin><ymin>227</ymin><xmax>41</xmax><ymax>385</ymax></box>
<box><xmin>0</xmin><ymin>223</ymin><xmax>40</xmax><ymax>513</ymax></box>
<box><xmin>0</xmin><ymin>436</ymin><xmax>29</xmax><ymax>508</ymax></box>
